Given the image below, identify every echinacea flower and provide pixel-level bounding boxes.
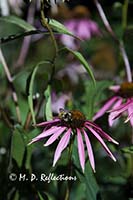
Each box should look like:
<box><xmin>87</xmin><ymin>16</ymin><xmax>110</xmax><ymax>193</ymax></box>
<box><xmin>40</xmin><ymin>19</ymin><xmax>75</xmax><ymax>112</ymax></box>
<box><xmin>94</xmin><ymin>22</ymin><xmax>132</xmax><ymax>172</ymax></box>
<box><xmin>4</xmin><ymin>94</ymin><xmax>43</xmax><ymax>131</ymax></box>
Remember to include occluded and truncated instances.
<box><xmin>29</xmin><ymin>108</ymin><xmax>118</xmax><ymax>172</ymax></box>
<box><xmin>60</xmin><ymin>18</ymin><xmax>100</xmax><ymax>49</ymax></box>
<box><xmin>93</xmin><ymin>82</ymin><xmax>133</xmax><ymax>127</ymax></box>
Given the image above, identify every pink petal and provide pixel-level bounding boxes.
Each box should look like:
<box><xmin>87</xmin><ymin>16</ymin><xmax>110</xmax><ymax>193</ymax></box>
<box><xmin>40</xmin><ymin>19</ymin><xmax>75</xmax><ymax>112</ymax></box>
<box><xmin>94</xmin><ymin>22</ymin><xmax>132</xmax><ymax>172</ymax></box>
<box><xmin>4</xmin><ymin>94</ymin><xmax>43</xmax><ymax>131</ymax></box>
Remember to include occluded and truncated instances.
<box><xmin>44</xmin><ymin>127</ymin><xmax>66</xmax><ymax>146</ymax></box>
<box><xmin>126</xmin><ymin>103</ymin><xmax>133</xmax><ymax>127</ymax></box>
<box><xmin>109</xmin><ymin>100</ymin><xmax>131</xmax><ymax>112</ymax></box>
<box><xmin>53</xmin><ymin>128</ymin><xmax>71</xmax><ymax>167</ymax></box>
<box><xmin>77</xmin><ymin>20</ymin><xmax>91</xmax><ymax>39</ymax></box>
<box><xmin>36</xmin><ymin>118</ymin><xmax>60</xmax><ymax>127</ymax></box>
<box><xmin>61</xmin><ymin>35</ymin><xmax>76</xmax><ymax>49</ymax></box>
<box><xmin>82</xmin><ymin>129</ymin><xmax>95</xmax><ymax>172</ymax></box>
<box><xmin>28</xmin><ymin>126</ymin><xmax>60</xmax><ymax>145</ymax></box>
<box><xmin>77</xmin><ymin>128</ymin><xmax>85</xmax><ymax>172</ymax></box>
<box><xmin>109</xmin><ymin>85</ymin><xmax>120</xmax><ymax>92</ymax></box>
<box><xmin>85</xmin><ymin>125</ymin><xmax>116</xmax><ymax>162</ymax></box>
<box><xmin>93</xmin><ymin>96</ymin><xmax>118</xmax><ymax>121</ymax></box>
<box><xmin>108</xmin><ymin>100</ymin><xmax>132</xmax><ymax>123</ymax></box>
<box><xmin>108</xmin><ymin>98</ymin><xmax>123</xmax><ymax>126</ymax></box>
<box><xmin>85</xmin><ymin>121</ymin><xmax>118</xmax><ymax>144</ymax></box>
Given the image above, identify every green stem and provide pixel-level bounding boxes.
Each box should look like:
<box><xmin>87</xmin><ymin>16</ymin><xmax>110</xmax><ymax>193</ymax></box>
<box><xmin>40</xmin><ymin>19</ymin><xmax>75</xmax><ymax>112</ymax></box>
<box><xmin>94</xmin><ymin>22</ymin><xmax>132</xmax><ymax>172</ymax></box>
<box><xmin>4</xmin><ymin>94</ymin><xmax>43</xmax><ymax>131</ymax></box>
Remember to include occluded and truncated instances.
<box><xmin>122</xmin><ymin>0</ymin><xmax>129</xmax><ymax>32</ymax></box>
<box><xmin>40</xmin><ymin>0</ymin><xmax>58</xmax><ymax>86</ymax></box>
<box><xmin>40</xmin><ymin>0</ymin><xmax>58</xmax><ymax>62</ymax></box>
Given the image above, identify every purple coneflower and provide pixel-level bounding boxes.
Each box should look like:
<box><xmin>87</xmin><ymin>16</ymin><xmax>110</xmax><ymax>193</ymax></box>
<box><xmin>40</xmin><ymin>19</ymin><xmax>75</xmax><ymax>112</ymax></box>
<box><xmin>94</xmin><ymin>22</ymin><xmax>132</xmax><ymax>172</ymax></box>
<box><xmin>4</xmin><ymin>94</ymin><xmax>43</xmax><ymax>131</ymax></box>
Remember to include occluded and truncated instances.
<box><xmin>51</xmin><ymin>92</ymin><xmax>71</xmax><ymax>114</ymax></box>
<box><xmin>60</xmin><ymin>18</ymin><xmax>100</xmax><ymax>49</ymax></box>
<box><xmin>93</xmin><ymin>82</ymin><xmax>133</xmax><ymax>127</ymax></box>
<box><xmin>29</xmin><ymin>108</ymin><xmax>118</xmax><ymax>172</ymax></box>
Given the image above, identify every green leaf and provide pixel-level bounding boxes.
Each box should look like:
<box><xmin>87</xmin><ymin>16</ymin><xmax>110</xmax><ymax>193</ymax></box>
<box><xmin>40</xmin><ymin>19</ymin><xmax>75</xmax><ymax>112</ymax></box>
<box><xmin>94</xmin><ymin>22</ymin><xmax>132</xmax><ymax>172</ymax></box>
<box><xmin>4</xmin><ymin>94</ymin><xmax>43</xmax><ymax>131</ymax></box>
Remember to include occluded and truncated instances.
<box><xmin>72</xmin><ymin>141</ymin><xmax>100</xmax><ymax>200</ymax></box>
<box><xmin>0</xmin><ymin>15</ymin><xmax>35</xmax><ymax>31</ymax></box>
<box><xmin>83</xmin><ymin>80</ymin><xmax>112</xmax><ymax>119</ymax></box>
<box><xmin>122</xmin><ymin>146</ymin><xmax>133</xmax><ymax>154</ymax></box>
<box><xmin>38</xmin><ymin>191</ymin><xmax>55</xmax><ymax>200</ymax></box>
<box><xmin>76</xmin><ymin>162</ymin><xmax>100</xmax><ymax>200</ymax></box>
<box><xmin>103</xmin><ymin>176</ymin><xmax>127</xmax><ymax>185</ymax></box>
<box><xmin>49</xmin><ymin>19</ymin><xmax>79</xmax><ymax>39</ymax></box>
<box><xmin>12</xmin><ymin>128</ymin><xmax>26</xmax><ymax>167</ymax></box>
<box><xmin>28</xmin><ymin>61</ymin><xmax>50</xmax><ymax>125</ymax></box>
<box><xmin>38</xmin><ymin>192</ymin><xmax>44</xmax><ymax>200</ymax></box>
<box><xmin>14</xmin><ymin>190</ymin><xmax>19</xmax><ymax>200</ymax></box>
<box><xmin>66</xmin><ymin>48</ymin><xmax>96</xmax><ymax>85</ymax></box>
<box><xmin>44</xmin><ymin>85</ymin><xmax>53</xmax><ymax>120</ymax></box>
<box><xmin>28</xmin><ymin>67</ymin><xmax>38</xmax><ymax>125</ymax></box>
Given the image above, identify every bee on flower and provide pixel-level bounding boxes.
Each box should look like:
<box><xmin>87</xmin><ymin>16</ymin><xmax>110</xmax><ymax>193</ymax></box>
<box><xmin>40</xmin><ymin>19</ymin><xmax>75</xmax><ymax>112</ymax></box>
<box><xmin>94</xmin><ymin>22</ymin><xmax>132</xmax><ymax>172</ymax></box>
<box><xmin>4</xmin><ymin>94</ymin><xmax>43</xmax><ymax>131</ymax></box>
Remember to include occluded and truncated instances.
<box><xmin>29</xmin><ymin>108</ymin><xmax>118</xmax><ymax>172</ymax></box>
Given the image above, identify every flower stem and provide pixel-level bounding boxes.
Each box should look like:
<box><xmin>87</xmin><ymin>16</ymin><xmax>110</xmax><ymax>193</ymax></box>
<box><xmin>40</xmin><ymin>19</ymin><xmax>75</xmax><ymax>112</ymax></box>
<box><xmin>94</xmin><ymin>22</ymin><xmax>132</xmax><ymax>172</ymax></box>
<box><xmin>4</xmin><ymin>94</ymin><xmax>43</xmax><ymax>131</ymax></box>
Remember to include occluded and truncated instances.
<box><xmin>94</xmin><ymin>0</ymin><xmax>132</xmax><ymax>82</ymax></box>
<box><xmin>40</xmin><ymin>0</ymin><xmax>58</xmax><ymax>62</ymax></box>
<box><xmin>16</xmin><ymin>1</ymin><xmax>35</xmax><ymax>67</ymax></box>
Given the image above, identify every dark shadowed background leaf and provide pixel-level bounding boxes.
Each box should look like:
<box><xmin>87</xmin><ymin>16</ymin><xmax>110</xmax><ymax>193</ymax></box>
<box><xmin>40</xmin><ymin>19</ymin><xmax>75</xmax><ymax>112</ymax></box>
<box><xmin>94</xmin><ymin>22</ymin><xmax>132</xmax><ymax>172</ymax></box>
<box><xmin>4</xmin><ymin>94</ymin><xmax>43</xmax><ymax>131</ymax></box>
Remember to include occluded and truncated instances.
<box><xmin>0</xmin><ymin>15</ymin><xmax>36</xmax><ymax>31</ymax></box>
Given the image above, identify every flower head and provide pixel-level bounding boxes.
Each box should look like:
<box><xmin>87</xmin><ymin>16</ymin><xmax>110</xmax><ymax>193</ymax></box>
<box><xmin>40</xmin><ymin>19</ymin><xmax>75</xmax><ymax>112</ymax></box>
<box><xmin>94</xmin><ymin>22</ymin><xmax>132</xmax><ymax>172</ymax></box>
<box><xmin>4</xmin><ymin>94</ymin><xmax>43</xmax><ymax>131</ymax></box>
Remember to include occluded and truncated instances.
<box><xmin>93</xmin><ymin>82</ymin><xmax>133</xmax><ymax>127</ymax></box>
<box><xmin>29</xmin><ymin>109</ymin><xmax>118</xmax><ymax>172</ymax></box>
<box><xmin>60</xmin><ymin>18</ymin><xmax>100</xmax><ymax>49</ymax></box>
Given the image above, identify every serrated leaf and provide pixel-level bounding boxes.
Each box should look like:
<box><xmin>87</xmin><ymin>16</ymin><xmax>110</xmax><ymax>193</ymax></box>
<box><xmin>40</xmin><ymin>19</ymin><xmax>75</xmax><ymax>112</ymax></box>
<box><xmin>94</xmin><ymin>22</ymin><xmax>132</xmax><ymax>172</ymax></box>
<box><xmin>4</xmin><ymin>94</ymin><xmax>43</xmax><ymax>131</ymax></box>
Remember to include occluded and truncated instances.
<box><xmin>44</xmin><ymin>85</ymin><xmax>52</xmax><ymax>120</ymax></box>
<box><xmin>0</xmin><ymin>15</ymin><xmax>35</xmax><ymax>31</ymax></box>
<box><xmin>66</xmin><ymin>48</ymin><xmax>96</xmax><ymax>85</ymax></box>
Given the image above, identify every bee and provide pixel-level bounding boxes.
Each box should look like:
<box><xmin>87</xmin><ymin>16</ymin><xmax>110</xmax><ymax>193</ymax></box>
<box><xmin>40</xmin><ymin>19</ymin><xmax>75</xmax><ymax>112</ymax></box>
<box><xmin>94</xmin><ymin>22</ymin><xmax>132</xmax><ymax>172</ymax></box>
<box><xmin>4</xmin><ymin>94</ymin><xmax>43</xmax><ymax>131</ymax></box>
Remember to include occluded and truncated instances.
<box><xmin>58</xmin><ymin>108</ymin><xmax>86</xmax><ymax>128</ymax></box>
<box><xmin>58</xmin><ymin>108</ymin><xmax>72</xmax><ymax>123</ymax></box>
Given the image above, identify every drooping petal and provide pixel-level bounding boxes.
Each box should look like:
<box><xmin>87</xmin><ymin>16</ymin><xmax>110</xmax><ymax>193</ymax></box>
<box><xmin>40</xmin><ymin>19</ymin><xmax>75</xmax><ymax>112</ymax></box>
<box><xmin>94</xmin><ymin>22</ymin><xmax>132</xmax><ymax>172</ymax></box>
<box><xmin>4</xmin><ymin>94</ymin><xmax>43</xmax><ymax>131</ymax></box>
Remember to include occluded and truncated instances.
<box><xmin>108</xmin><ymin>98</ymin><xmax>123</xmax><ymax>126</ymax></box>
<box><xmin>85</xmin><ymin>125</ymin><xmax>116</xmax><ymax>162</ymax></box>
<box><xmin>109</xmin><ymin>100</ymin><xmax>131</xmax><ymax>113</ymax></box>
<box><xmin>125</xmin><ymin>111</ymin><xmax>133</xmax><ymax>126</ymax></box>
<box><xmin>44</xmin><ymin>127</ymin><xmax>66</xmax><ymax>146</ymax></box>
<box><xmin>36</xmin><ymin>118</ymin><xmax>60</xmax><ymax>127</ymax></box>
<box><xmin>93</xmin><ymin>96</ymin><xmax>118</xmax><ymax>121</ymax></box>
<box><xmin>53</xmin><ymin>128</ymin><xmax>71</xmax><ymax>167</ymax></box>
<box><xmin>28</xmin><ymin>126</ymin><xmax>60</xmax><ymax>145</ymax></box>
<box><xmin>82</xmin><ymin>128</ymin><xmax>95</xmax><ymax>172</ymax></box>
<box><xmin>77</xmin><ymin>128</ymin><xmax>85</xmax><ymax>172</ymax></box>
<box><xmin>126</xmin><ymin>102</ymin><xmax>133</xmax><ymax>127</ymax></box>
<box><xmin>85</xmin><ymin>121</ymin><xmax>118</xmax><ymax>144</ymax></box>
